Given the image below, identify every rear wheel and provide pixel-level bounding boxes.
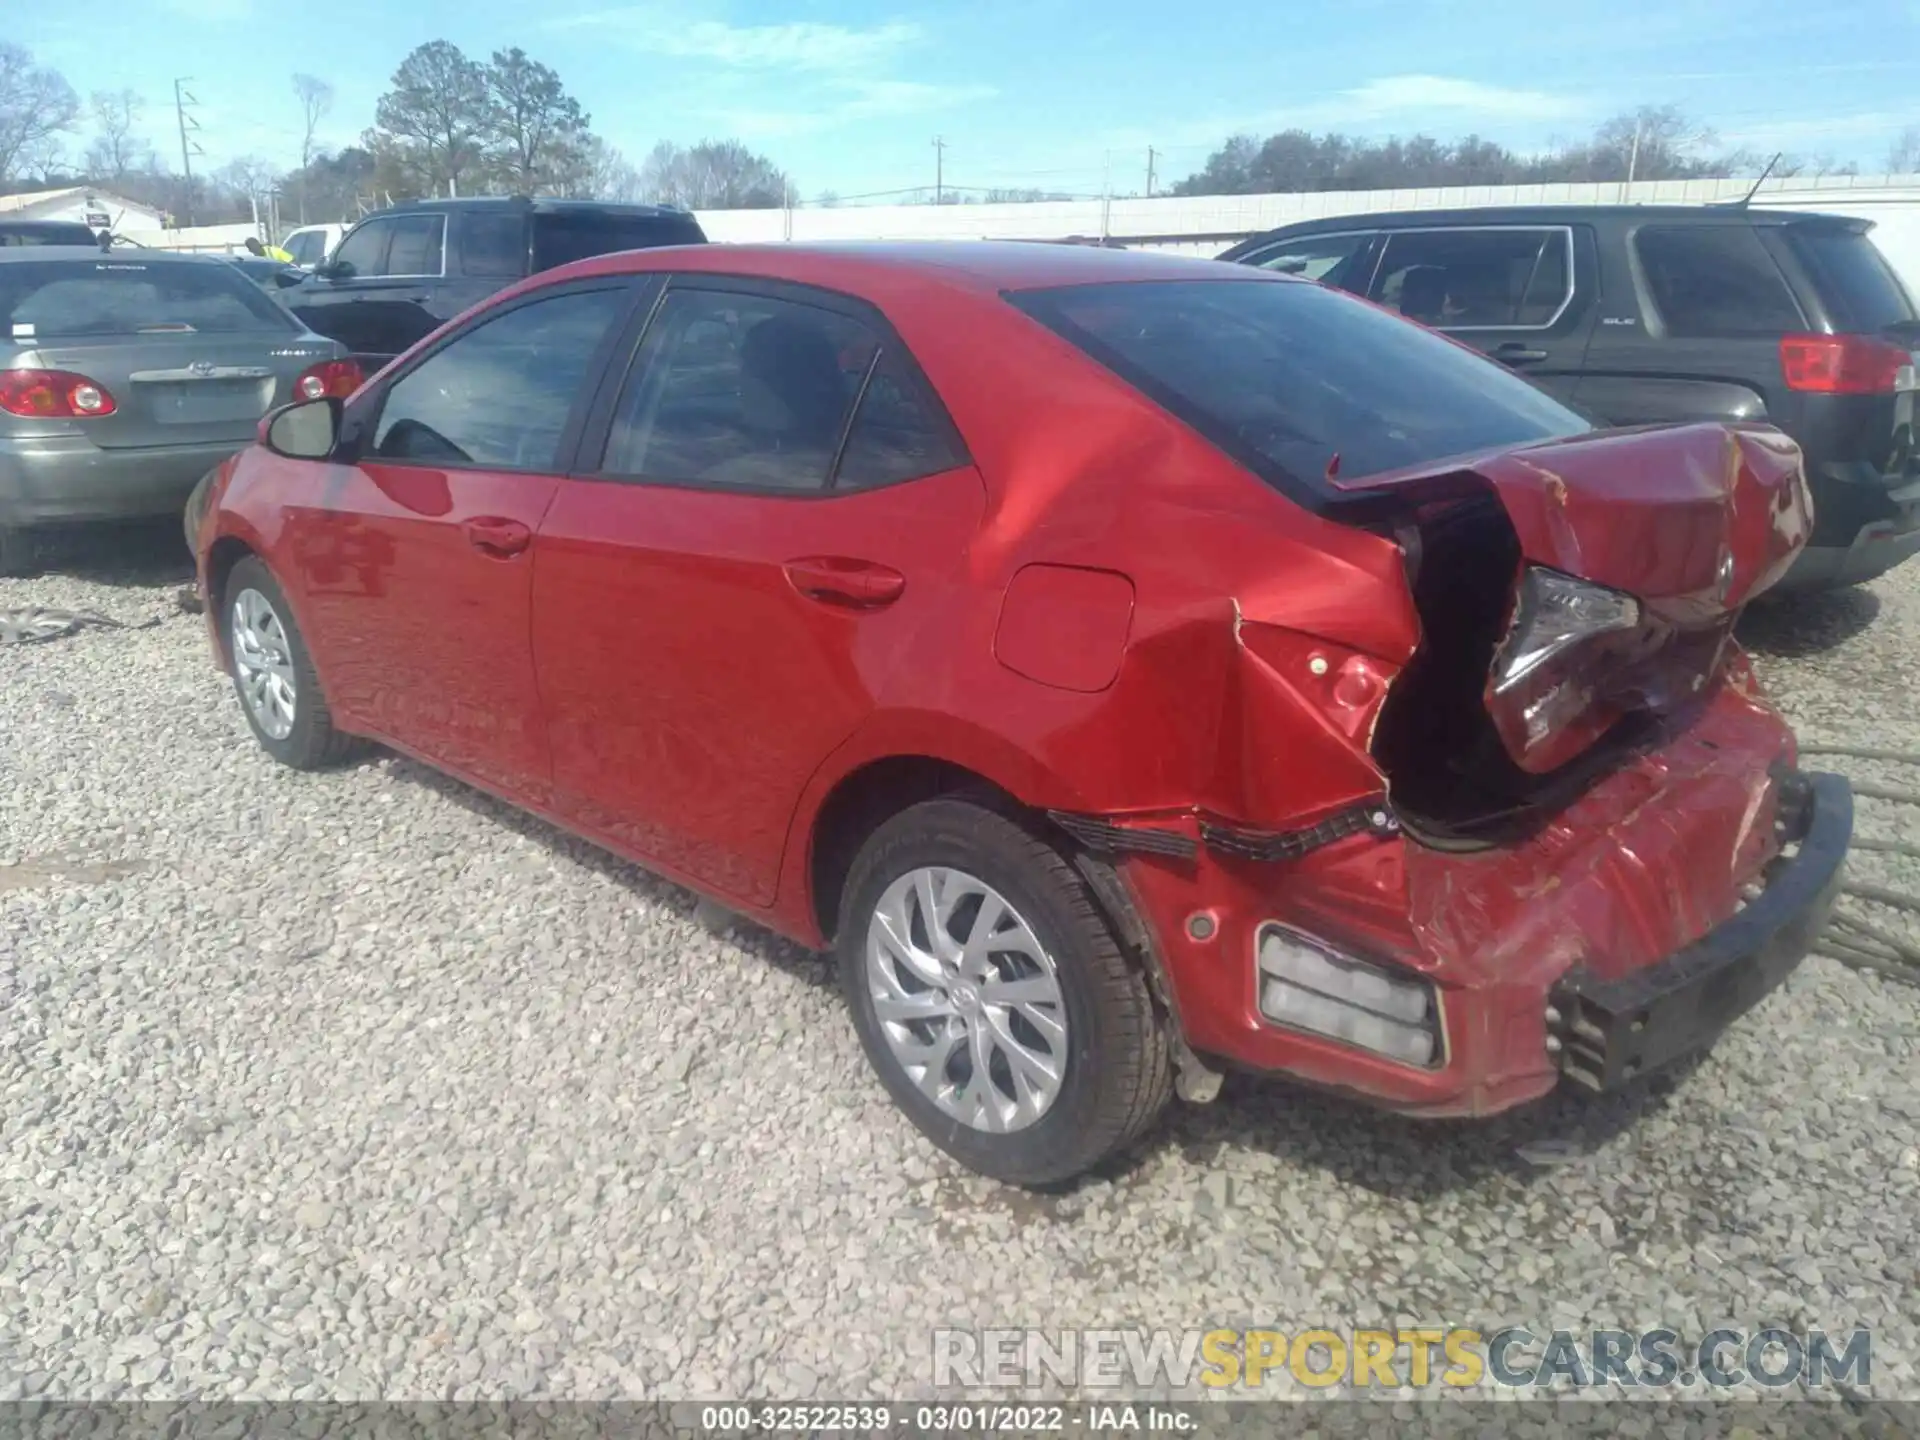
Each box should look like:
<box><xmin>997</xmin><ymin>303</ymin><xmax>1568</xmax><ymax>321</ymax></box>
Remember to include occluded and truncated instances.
<box><xmin>221</xmin><ymin>555</ymin><xmax>362</xmax><ymax>769</ymax></box>
<box><xmin>837</xmin><ymin>798</ymin><xmax>1171</xmax><ymax>1186</ymax></box>
<box><xmin>0</xmin><ymin>526</ymin><xmax>36</xmax><ymax>578</ymax></box>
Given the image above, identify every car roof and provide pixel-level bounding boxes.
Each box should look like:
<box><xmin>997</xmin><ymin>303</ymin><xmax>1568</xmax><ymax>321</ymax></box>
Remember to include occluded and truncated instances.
<box><xmin>375</xmin><ymin>196</ymin><xmax>695</xmax><ymax>220</ymax></box>
<box><xmin>1247</xmin><ymin>203</ymin><xmax>1858</xmax><ymax>236</ymax></box>
<box><xmin>545</xmin><ymin>239</ymin><xmax>1260</xmax><ymax>297</ymax></box>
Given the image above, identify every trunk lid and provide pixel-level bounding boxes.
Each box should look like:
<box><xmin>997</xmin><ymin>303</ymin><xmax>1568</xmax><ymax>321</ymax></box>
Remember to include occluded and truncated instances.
<box><xmin>1342</xmin><ymin>423</ymin><xmax>1812</xmax><ymax>824</ymax></box>
<box><xmin>13</xmin><ymin>334</ymin><xmax>337</xmax><ymax>449</ymax></box>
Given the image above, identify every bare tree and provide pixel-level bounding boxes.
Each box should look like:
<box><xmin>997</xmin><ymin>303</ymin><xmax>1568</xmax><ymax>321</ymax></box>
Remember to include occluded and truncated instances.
<box><xmin>293</xmin><ymin>73</ymin><xmax>333</xmax><ymax>221</ymax></box>
<box><xmin>84</xmin><ymin>89</ymin><xmax>146</xmax><ymax>182</ymax></box>
<box><xmin>1890</xmin><ymin>126</ymin><xmax>1920</xmax><ymax>175</ymax></box>
<box><xmin>573</xmin><ymin>135</ymin><xmax>642</xmax><ymax>202</ymax></box>
<box><xmin>0</xmin><ymin>42</ymin><xmax>80</xmax><ymax>184</ymax></box>
<box><xmin>216</xmin><ymin>155</ymin><xmax>281</xmax><ymax>224</ymax></box>
<box><xmin>639</xmin><ymin>139</ymin><xmax>790</xmax><ymax>209</ymax></box>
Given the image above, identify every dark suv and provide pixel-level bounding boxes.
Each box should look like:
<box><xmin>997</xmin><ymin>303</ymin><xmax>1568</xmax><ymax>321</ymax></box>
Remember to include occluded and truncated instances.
<box><xmin>1221</xmin><ymin>206</ymin><xmax>1920</xmax><ymax>591</ymax></box>
<box><xmin>280</xmin><ymin>196</ymin><xmax>706</xmax><ymax>370</ymax></box>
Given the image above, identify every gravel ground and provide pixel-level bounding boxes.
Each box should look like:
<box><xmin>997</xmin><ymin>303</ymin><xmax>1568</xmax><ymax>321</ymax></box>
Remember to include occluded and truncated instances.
<box><xmin>1</xmin><ymin>520</ymin><xmax>1917</xmax><ymax>1406</ymax></box>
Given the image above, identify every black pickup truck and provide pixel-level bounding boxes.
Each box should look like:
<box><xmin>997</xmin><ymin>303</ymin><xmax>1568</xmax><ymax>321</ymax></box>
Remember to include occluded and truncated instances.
<box><xmin>279</xmin><ymin>196</ymin><xmax>706</xmax><ymax>372</ymax></box>
<box><xmin>1221</xmin><ymin>206</ymin><xmax>1920</xmax><ymax>592</ymax></box>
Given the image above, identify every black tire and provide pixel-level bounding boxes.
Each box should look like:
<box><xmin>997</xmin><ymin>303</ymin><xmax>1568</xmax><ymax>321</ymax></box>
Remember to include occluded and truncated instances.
<box><xmin>219</xmin><ymin>555</ymin><xmax>363</xmax><ymax>769</ymax></box>
<box><xmin>837</xmin><ymin>797</ymin><xmax>1172</xmax><ymax>1187</ymax></box>
<box><xmin>0</xmin><ymin>525</ymin><xmax>36</xmax><ymax>578</ymax></box>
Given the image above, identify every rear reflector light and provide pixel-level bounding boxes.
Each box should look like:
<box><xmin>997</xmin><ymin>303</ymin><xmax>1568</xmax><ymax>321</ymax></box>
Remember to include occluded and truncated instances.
<box><xmin>1779</xmin><ymin>333</ymin><xmax>1912</xmax><ymax>394</ymax></box>
<box><xmin>0</xmin><ymin>368</ymin><xmax>118</xmax><ymax>418</ymax></box>
<box><xmin>295</xmin><ymin>358</ymin><xmax>363</xmax><ymax>401</ymax></box>
<box><xmin>1256</xmin><ymin>924</ymin><xmax>1440</xmax><ymax>1068</ymax></box>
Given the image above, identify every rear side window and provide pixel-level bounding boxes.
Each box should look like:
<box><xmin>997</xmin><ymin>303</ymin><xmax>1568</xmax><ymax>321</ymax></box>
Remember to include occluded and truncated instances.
<box><xmin>1634</xmin><ymin>226</ymin><xmax>1804</xmax><ymax>338</ymax></box>
<box><xmin>0</xmin><ymin>260</ymin><xmax>295</xmax><ymax>336</ymax></box>
<box><xmin>1784</xmin><ymin>224</ymin><xmax>1916</xmax><ymax>333</ymax></box>
<box><xmin>283</xmin><ymin>231</ymin><xmax>325</xmax><ymax>267</ymax></box>
<box><xmin>1012</xmin><ymin>278</ymin><xmax>1590</xmax><ymax>491</ymax></box>
<box><xmin>533</xmin><ymin>212</ymin><xmax>704</xmax><ymax>271</ymax></box>
<box><xmin>1370</xmin><ymin>228</ymin><xmax>1572</xmax><ymax>327</ymax></box>
<box><xmin>460</xmin><ymin>212</ymin><xmax>526</xmax><ymax>278</ymax></box>
<box><xmin>835</xmin><ymin>351</ymin><xmax>967</xmax><ymax>489</ymax></box>
<box><xmin>601</xmin><ymin>288</ymin><xmax>875</xmax><ymax>490</ymax></box>
<box><xmin>371</xmin><ymin>287</ymin><xmax>624</xmax><ymax>470</ymax></box>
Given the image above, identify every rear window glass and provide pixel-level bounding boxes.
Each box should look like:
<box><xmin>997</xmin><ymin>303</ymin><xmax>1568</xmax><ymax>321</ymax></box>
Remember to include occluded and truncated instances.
<box><xmin>532</xmin><ymin>212</ymin><xmax>704</xmax><ymax>271</ymax></box>
<box><xmin>1785</xmin><ymin>224</ymin><xmax>1916</xmax><ymax>333</ymax></box>
<box><xmin>1011</xmin><ymin>278</ymin><xmax>1590</xmax><ymax>491</ymax></box>
<box><xmin>1634</xmin><ymin>226</ymin><xmax>1804</xmax><ymax>338</ymax></box>
<box><xmin>0</xmin><ymin>260</ymin><xmax>295</xmax><ymax>337</ymax></box>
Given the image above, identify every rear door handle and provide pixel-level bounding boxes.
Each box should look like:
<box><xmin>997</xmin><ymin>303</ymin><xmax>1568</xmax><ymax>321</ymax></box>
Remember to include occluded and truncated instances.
<box><xmin>464</xmin><ymin>515</ymin><xmax>532</xmax><ymax>558</ymax></box>
<box><xmin>1494</xmin><ymin>343</ymin><xmax>1550</xmax><ymax>365</ymax></box>
<box><xmin>783</xmin><ymin>556</ymin><xmax>906</xmax><ymax>608</ymax></box>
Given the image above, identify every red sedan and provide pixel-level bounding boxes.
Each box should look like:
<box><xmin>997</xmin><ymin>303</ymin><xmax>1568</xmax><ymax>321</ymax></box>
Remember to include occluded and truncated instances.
<box><xmin>193</xmin><ymin>242</ymin><xmax>1851</xmax><ymax>1186</ymax></box>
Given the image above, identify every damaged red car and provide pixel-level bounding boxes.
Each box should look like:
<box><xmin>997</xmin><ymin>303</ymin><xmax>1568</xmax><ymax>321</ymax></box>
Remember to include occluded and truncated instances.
<box><xmin>192</xmin><ymin>243</ymin><xmax>1852</xmax><ymax>1186</ymax></box>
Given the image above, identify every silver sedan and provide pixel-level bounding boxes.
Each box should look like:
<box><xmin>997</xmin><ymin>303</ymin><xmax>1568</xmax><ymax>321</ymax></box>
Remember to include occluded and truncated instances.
<box><xmin>0</xmin><ymin>247</ymin><xmax>358</xmax><ymax>575</ymax></box>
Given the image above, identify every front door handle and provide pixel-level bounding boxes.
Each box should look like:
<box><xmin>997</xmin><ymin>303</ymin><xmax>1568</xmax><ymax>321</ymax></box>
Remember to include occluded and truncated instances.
<box><xmin>1494</xmin><ymin>343</ymin><xmax>1550</xmax><ymax>365</ymax></box>
<box><xmin>464</xmin><ymin>515</ymin><xmax>532</xmax><ymax>558</ymax></box>
<box><xmin>784</xmin><ymin>556</ymin><xmax>906</xmax><ymax>608</ymax></box>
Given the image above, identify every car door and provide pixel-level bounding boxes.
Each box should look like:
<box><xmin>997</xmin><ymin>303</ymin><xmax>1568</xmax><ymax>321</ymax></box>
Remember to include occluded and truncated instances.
<box><xmin>530</xmin><ymin>278</ymin><xmax>986</xmax><ymax>907</ymax></box>
<box><xmin>284</xmin><ymin>212</ymin><xmax>448</xmax><ymax>368</ymax></box>
<box><xmin>282</xmin><ymin>277</ymin><xmax>644</xmax><ymax>802</ymax></box>
<box><xmin>1363</xmin><ymin>224</ymin><xmax>1598</xmax><ymax>403</ymax></box>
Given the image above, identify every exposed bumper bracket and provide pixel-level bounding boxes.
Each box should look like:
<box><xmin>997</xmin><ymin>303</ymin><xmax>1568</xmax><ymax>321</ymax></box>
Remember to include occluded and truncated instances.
<box><xmin>1548</xmin><ymin>769</ymin><xmax>1851</xmax><ymax>1092</ymax></box>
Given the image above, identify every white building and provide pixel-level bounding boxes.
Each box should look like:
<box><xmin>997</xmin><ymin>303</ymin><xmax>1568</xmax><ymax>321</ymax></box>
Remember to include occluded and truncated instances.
<box><xmin>0</xmin><ymin>186</ymin><xmax>167</xmax><ymax>233</ymax></box>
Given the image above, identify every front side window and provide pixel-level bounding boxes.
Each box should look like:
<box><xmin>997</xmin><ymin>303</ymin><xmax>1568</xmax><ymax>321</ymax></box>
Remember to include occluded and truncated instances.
<box><xmin>283</xmin><ymin>232</ymin><xmax>322</xmax><ymax>267</ymax></box>
<box><xmin>1634</xmin><ymin>226</ymin><xmax>1804</xmax><ymax>338</ymax></box>
<box><xmin>370</xmin><ymin>287</ymin><xmax>624</xmax><ymax>471</ymax></box>
<box><xmin>330</xmin><ymin>219</ymin><xmax>392</xmax><ymax>279</ymax></box>
<box><xmin>1242</xmin><ymin>232</ymin><xmax>1374</xmax><ymax>290</ymax></box>
<box><xmin>0</xmin><ymin>259</ymin><xmax>296</xmax><ymax>336</ymax></box>
<box><xmin>382</xmin><ymin>214</ymin><xmax>445</xmax><ymax>277</ymax></box>
<box><xmin>601</xmin><ymin>289</ymin><xmax>877</xmax><ymax>490</ymax></box>
<box><xmin>1371</xmin><ymin>228</ymin><xmax>1572</xmax><ymax>328</ymax></box>
<box><xmin>1013</xmin><ymin>278</ymin><xmax>1591</xmax><ymax>493</ymax></box>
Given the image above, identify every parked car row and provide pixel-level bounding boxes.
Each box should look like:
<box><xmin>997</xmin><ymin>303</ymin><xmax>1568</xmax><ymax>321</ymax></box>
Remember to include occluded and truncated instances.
<box><xmin>1220</xmin><ymin>205</ymin><xmax>1920</xmax><ymax>591</ymax></box>
<box><xmin>185</xmin><ymin>238</ymin><xmax>1851</xmax><ymax>1186</ymax></box>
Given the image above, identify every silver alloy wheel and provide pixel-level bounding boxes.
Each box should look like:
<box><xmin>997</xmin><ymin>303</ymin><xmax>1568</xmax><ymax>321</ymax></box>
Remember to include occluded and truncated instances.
<box><xmin>230</xmin><ymin>587</ymin><xmax>298</xmax><ymax>740</ymax></box>
<box><xmin>865</xmin><ymin>866</ymin><xmax>1068</xmax><ymax>1133</ymax></box>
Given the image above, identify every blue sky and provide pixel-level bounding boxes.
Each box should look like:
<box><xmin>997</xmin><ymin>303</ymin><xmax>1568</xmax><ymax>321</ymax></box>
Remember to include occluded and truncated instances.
<box><xmin>19</xmin><ymin>0</ymin><xmax>1920</xmax><ymax>201</ymax></box>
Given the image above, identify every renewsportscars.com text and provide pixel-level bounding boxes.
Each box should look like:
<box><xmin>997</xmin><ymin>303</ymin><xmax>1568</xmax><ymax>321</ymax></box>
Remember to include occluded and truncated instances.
<box><xmin>933</xmin><ymin>1326</ymin><xmax>1873</xmax><ymax>1392</ymax></box>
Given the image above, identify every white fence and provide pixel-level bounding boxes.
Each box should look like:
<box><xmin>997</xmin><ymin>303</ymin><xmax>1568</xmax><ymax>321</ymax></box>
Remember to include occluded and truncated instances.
<box><xmin>690</xmin><ymin>173</ymin><xmax>1920</xmax><ymax>258</ymax></box>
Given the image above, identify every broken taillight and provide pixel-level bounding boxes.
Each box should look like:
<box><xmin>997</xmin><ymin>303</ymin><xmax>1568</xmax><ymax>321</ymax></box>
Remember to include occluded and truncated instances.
<box><xmin>1486</xmin><ymin>566</ymin><xmax>1669</xmax><ymax>774</ymax></box>
<box><xmin>1491</xmin><ymin>568</ymin><xmax>1641</xmax><ymax>696</ymax></box>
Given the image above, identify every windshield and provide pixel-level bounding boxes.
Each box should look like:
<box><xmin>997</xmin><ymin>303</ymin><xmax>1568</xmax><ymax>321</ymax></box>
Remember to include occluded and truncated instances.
<box><xmin>0</xmin><ymin>259</ymin><xmax>297</xmax><ymax>337</ymax></box>
<box><xmin>1012</xmin><ymin>278</ymin><xmax>1591</xmax><ymax>492</ymax></box>
<box><xmin>532</xmin><ymin>211</ymin><xmax>706</xmax><ymax>270</ymax></box>
<box><xmin>1785</xmin><ymin>223</ymin><xmax>1917</xmax><ymax>334</ymax></box>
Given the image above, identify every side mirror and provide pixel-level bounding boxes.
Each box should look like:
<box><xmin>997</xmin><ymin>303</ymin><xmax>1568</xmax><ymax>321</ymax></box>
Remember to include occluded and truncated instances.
<box><xmin>272</xmin><ymin>268</ymin><xmax>305</xmax><ymax>289</ymax></box>
<box><xmin>260</xmin><ymin>397</ymin><xmax>341</xmax><ymax>460</ymax></box>
<box><xmin>315</xmin><ymin>258</ymin><xmax>352</xmax><ymax>280</ymax></box>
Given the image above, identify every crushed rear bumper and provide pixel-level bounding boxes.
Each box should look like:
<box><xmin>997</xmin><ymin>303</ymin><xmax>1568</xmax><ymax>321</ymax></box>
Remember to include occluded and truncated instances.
<box><xmin>1548</xmin><ymin>769</ymin><xmax>1851</xmax><ymax>1092</ymax></box>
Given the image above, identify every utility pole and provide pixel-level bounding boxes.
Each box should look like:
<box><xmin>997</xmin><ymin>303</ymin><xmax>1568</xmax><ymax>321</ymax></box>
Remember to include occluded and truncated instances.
<box><xmin>1101</xmin><ymin>150</ymin><xmax>1112</xmax><ymax>241</ymax></box>
<box><xmin>173</xmin><ymin>78</ymin><xmax>203</xmax><ymax>228</ymax></box>
<box><xmin>1146</xmin><ymin>147</ymin><xmax>1158</xmax><ymax>199</ymax></box>
<box><xmin>1624</xmin><ymin>118</ymin><xmax>1643</xmax><ymax>201</ymax></box>
<box><xmin>932</xmin><ymin>136</ymin><xmax>946</xmax><ymax>206</ymax></box>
